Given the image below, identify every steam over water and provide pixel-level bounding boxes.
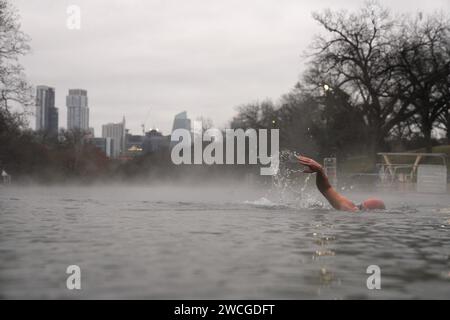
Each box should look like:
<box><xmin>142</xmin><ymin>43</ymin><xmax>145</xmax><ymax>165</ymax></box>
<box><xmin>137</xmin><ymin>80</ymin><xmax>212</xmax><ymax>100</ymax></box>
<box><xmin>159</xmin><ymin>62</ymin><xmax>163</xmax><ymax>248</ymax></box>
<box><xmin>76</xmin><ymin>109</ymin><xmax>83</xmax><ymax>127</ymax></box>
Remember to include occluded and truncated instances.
<box><xmin>0</xmin><ymin>184</ymin><xmax>449</xmax><ymax>299</ymax></box>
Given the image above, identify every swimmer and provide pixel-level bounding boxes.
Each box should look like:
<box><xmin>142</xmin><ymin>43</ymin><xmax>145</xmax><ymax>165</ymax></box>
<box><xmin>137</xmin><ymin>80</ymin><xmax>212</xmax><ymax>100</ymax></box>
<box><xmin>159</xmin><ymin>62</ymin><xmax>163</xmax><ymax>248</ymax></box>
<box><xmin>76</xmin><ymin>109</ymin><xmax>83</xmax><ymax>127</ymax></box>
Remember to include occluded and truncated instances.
<box><xmin>297</xmin><ymin>155</ymin><xmax>385</xmax><ymax>212</ymax></box>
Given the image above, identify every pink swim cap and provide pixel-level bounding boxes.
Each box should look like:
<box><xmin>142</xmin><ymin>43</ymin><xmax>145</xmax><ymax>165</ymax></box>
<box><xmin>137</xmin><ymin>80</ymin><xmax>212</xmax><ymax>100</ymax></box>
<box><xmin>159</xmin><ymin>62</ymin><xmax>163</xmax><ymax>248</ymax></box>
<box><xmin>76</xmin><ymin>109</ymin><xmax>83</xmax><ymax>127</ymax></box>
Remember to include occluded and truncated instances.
<box><xmin>361</xmin><ymin>198</ymin><xmax>386</xmax><ymax>210</ymax></box>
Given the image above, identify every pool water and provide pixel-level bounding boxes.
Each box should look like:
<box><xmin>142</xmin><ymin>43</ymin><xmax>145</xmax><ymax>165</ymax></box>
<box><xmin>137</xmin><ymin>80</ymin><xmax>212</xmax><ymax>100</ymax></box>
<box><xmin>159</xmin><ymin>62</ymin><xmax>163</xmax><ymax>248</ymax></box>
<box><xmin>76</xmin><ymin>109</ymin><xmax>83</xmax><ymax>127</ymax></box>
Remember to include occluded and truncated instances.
<box><xmin>0</xmin><ymin>185</ymin><xmax>449</xmax><ymax>299</ymax></box>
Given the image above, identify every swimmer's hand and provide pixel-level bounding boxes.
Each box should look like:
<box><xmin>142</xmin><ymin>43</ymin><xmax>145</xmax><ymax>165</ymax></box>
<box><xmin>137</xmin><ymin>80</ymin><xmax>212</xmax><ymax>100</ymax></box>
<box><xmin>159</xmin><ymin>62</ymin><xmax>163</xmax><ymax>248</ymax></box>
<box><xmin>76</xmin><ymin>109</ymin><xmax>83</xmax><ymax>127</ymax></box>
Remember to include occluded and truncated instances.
<box><xmin>297</xmin><ymin>155</ymin><xmax>323</xmax><ymax>173</ymax></box>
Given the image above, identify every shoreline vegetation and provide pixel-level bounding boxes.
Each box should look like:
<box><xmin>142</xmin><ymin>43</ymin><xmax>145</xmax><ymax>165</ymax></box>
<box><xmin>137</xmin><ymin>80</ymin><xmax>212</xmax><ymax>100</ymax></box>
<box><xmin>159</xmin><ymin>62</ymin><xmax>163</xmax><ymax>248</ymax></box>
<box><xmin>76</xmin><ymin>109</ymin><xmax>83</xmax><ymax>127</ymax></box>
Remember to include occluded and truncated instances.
<box><xmin>1</xmin><ymin>1</ymin><xmax>449</xmax><ymax>185</ymax></box>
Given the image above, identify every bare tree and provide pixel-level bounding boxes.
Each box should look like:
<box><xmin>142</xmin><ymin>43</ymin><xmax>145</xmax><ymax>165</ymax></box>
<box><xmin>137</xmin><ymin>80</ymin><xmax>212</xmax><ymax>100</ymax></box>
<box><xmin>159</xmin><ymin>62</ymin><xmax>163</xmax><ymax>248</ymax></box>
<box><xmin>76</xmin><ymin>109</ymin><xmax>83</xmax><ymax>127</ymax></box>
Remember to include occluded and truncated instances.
<box><xmin>435</xmin><ymin>23</ymin><xmax>450</xmax><ymax>142</ymax></box>
<box><xmin>195</xmin><ymin>116</ymin><xmax>214</xmax><ymax>132</ymax></box>
<box><xmin>438</xmin><ymin>109</ymin><xmax>450</xmax><ymax>142</ymax></box>
<box><xmin>306</xmin><ymin>1</ymin><xmax>415</xmax><ymax>160</ymax></box>
<box><xmin>230</xmin><ymin>100</ymin><xmax>277</xmax><ymax>130</ymax></box>
<box><xmin>396</xmin><ymin>12</ymin><xmax>450</xmax><ymax>151</ymax></box>
<box><xmin>0</xmin><ymin>0</ymin><xmax>32</xmax><ymax>119</ymax></box>
<box><xmin>435</xmin><ymin>72</ymin><xmax>450</xmax><ymax>142</ymax></box>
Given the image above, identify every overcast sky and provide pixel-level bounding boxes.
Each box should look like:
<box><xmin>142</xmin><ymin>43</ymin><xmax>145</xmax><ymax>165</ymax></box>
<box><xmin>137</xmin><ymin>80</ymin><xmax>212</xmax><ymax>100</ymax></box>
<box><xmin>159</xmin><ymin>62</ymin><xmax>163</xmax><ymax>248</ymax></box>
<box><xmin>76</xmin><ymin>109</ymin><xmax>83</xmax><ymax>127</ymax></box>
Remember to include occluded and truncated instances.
<box><xmin>15</xmin><ymin>0</ymin><xmax>450</xmax><ymax>135</ymax></box>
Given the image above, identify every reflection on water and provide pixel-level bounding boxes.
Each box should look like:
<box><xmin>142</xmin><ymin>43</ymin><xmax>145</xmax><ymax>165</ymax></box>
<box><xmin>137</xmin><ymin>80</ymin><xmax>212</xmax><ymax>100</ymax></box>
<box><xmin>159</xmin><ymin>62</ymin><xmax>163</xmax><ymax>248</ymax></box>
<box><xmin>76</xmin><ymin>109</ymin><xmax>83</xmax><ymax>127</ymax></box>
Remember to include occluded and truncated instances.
<box><xmin>0</xmin><ymin>185</ymin><xmax>449</xmax><ymax>299</ymax></box>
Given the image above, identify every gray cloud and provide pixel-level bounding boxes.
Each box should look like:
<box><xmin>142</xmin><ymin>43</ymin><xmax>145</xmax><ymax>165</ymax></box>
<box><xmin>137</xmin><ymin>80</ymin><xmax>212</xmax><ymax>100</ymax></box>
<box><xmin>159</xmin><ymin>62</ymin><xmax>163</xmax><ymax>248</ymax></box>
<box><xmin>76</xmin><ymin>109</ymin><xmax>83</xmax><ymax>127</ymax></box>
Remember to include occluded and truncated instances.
<box><xmin>15</xmin><ymin>0</ymin><xmax>450</xmax><ymax>135</ymax></box>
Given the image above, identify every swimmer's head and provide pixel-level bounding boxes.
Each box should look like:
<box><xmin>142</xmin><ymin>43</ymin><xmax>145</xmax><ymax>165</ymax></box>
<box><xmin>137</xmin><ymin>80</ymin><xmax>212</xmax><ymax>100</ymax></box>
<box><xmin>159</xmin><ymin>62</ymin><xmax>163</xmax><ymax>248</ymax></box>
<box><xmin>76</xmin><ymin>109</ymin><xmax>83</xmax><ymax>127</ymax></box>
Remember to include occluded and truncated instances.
<box><xmin>359</xmin><ymin>198</ymin><xmax>386</xmax><ymax>210</ymax></box>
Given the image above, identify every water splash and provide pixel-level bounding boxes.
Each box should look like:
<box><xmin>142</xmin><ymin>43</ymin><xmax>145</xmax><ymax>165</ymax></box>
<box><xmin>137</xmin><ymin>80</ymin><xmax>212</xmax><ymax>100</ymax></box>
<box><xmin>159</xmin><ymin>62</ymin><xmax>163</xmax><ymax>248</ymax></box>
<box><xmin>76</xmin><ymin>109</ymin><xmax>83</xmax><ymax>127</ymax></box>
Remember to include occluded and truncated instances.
<box><xmin>263</xmin><ymin>150</ymin><xmax>325</xmax><ymax>209</ymax></box>
<box><xmin>243</xmin><ymin>197</ymin><xmax>289</xmax><ymax>209</ymax></box>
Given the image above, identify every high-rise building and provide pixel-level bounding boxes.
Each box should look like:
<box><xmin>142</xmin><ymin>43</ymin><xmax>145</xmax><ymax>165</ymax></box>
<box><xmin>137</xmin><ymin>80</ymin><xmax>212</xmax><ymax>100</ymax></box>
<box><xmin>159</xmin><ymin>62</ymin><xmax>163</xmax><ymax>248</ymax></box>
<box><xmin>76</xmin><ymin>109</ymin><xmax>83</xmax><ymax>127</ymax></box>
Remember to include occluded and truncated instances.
<box><xmin>102</xmin><ymin>117</ymin><xmax>126</xmax><ymax>158</ymax></box>
<box><xmin>170</xmin><ymin>111</ymin><xmax>192</xmax><ymax>148</ymax></box>
<box><xmin>35</xmin><ymin>85</ymin><xmax>58</xmax><ymax>135</ymax></box>
<box><xmin>171</xmin><ymin>111</ymin><xmax>191</xmax><ymax>132</ymax></box>
<box><xmin>66</xmin><ymin>89</ymin><xmax>89</xmax><ymax>131</ymax></box>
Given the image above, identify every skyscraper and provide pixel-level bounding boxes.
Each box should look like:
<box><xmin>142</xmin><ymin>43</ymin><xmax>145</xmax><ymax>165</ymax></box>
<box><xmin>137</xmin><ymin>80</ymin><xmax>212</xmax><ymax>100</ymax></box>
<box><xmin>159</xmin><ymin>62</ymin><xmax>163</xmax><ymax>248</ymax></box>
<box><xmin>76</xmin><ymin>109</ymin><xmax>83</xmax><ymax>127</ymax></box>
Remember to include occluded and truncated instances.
<box><xmin>102</xmin><ymin>117</ymin><xmax>126</xmax><ymax>158</ymax></box>
<box><xmin>170</xmin><ymin>111</ymin><xmax>192</xmax><ymax>148</ymax></box>
<box><xmin>171</xmin><ymin>111</ymin><xmax>191</xmax><ymax>132</ymax></box>
<box><xmin>35</xmin><ymin>85</ymin><xmax>58</xmax><ymax>135</ymax></box>
<box><xmin>66</xmin><ymin>89</ymin><xmax>89</xmax><ymax>130</ymax></box>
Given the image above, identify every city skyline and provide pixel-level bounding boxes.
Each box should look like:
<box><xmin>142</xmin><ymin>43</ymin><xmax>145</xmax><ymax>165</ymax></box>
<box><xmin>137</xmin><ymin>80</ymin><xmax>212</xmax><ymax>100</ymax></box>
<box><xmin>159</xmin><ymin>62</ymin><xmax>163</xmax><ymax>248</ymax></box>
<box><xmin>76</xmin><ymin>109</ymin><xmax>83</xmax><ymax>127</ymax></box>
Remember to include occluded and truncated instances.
<box><xmin>34</xmin><ymin>83</ymin><xmax>194</xmax><ymax>137</ymax></box>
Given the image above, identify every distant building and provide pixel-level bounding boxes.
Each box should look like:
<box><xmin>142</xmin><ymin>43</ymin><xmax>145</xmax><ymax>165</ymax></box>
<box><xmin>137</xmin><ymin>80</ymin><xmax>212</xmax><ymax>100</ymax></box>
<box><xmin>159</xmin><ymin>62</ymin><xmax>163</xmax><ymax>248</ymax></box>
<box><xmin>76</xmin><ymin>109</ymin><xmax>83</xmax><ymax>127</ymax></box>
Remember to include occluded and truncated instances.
<box><xmin>88</xmin><ymin>127</ymin><xmax>95</xmax><ymax>138</ymax></box>
<box><xmin>102</xmin><ymin>117</ymin><xmax>126</xmax><ymax>158</ymax></box>
<box><xmin>89</xmin><ymin>137</ymin><xmax>114</xmax><ymax>158</ymax></box>
<box><xmin>125</xmin><ymin>131</ymin><xmax>144</xmax><ymax>157</ymax></box>
<box><xmin>35</xmin><ymin>85</ymin><xmax>58</xmax><ymax>135</ymax></box>
<box><xmin>170</xmin><ymin>111</ymin><xmax>191</xmax><ymax>147</ymax></box>
<box><xmin>172</xmin><ymin>111</ymin><xmax>191</xmax><ymax>132</ymax></box>
<box><xmin>143</xmin><ymin>129</ymin><xmax>169</xmax><ymax>154</ymax></box>
<box><xmin>67</xmin><ymin>89</ymin><xmax>89</xmax><ymax>131</ymax></box>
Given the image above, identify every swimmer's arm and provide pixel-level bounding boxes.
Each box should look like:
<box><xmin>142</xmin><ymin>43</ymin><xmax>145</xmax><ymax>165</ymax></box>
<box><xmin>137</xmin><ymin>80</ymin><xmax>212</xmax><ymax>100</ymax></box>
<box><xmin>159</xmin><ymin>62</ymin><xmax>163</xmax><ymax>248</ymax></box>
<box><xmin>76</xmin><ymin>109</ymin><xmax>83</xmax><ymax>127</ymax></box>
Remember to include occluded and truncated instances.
<box><xmin>315</xmin><ymin>169</ymin><xmax>357</xmax><ymax>211</ymax></box>
<box><xmin>298</xmin><ymin>155</ymin><xmax>357</xmax><ymax>212</ymax></box>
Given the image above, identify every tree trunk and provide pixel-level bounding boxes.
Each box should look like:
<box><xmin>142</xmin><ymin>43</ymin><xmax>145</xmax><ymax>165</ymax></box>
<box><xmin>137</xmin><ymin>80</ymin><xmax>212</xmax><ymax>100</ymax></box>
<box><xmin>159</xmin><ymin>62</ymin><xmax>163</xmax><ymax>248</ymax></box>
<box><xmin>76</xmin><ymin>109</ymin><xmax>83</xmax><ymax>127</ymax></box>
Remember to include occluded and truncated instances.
<box><xmin>446</xmin><ymin>112</ymin><xmax>450</xmax><ymax>143</ymax></box>
<box><xmin>368</xmin><ymin>128</ymin><xmax>383</xmax><ymax>171</ymax></box>
<box><xmin>447</xmin><ymin>126</ymin><xmax>450</xmax><ymax>144</ymax></box>
<box><xmin>423</xmin><ymin>125</ymin><xmax>433</xmax><ymax>153</ymax></box>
